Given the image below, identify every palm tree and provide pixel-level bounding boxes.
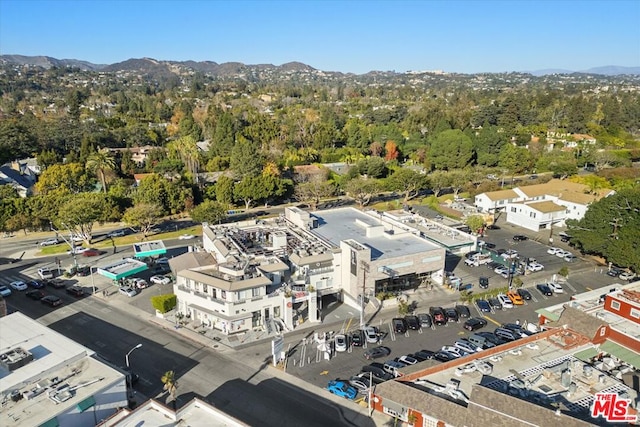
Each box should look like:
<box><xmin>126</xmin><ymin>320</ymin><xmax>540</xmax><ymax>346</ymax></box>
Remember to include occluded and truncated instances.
<box><xmin>86</xmin><ymin>148</ymin><xmax>116</xmax><ymax>193</ymax></box>
<box><xmin>161</xmin><ymin>370</ymin><xmax>179</xmax><ymax>409</ymax></box>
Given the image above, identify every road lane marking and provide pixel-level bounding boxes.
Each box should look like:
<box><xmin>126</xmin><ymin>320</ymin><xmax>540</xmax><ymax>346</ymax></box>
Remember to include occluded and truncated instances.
<box><xmin>483</xmin><ymin>315</ymin><xmax>501</xmax><ymax>326</ymax></box>
<box><xmin>586</xmin><ymin>287</ymin><xmax>593</xmax><ymax>291</ymax></box>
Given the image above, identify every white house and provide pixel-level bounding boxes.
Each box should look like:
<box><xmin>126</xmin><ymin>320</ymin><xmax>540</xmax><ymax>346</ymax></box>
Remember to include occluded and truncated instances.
<box><xmin>505</xmin><ymin>200</ymin><xmax>567</xmax><ymax>232</ymax></box>
<box><xmin>474</xmin><ymin>189</ymin><xmax>522</xmax><ymax>214</ymax></box>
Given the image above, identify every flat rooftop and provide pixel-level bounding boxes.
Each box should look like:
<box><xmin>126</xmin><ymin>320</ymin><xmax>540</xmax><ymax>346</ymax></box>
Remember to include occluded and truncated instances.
<box><xmin>402</xmin><ymin>330</ymin><xmax>637</xmax><ymax>423</ymax></box>
<box><xmin>132</xmin><ymin>240</ymin><xmax>166</xmax><ymax>257</ymax></box>
<box><xmin>0</xmin><ymin>312</ymin><xmax>125</xmax><ymax>427</ymax></box>
<box><xmin>97</xmin><ymin>258</ymin><xmax>149</xmax><ymax>280</ymax></box>
<box><xmin>310</xmin><ymin>207</ymin><xmax>441</xmax><ymax>261</ymax></box>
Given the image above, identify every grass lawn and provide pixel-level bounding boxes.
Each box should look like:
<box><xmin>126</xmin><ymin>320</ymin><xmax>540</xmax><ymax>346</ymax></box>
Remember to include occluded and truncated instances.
<box><xmin>39</xmin><ymin>225</ymin><xmax>203</xmax><ymax>256</ymax></box>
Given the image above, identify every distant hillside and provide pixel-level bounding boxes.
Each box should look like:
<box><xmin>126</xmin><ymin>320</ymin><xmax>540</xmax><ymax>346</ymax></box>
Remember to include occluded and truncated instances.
<box><xmin>1</xmin><ymin>54</ymin><xmax>638</xmax><ymax>77</ymax></box>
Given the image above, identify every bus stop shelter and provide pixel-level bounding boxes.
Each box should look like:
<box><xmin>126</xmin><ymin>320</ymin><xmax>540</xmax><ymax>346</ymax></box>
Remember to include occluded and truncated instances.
<box><xmin>132</xmin><ymin>240</ymin><xmax>167</xmax><ymax>259</ymax></box>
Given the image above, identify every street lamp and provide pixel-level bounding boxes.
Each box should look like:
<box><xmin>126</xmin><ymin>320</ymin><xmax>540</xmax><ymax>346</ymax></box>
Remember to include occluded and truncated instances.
<box><xmin>125</xmin><ymin>343</ymin><xmax>142</xmax><ymax>369</ymax></box>
<box><xmin>125</xmin><ymin>343</ymin><xmax>142</xmax><ymax>395</ymax></box>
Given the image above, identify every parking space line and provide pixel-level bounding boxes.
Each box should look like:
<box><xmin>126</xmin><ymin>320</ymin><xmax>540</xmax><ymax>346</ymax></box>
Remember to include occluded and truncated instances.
<box><xmin>483</xmin><ymin>315</ymin><xmax>501</xmax><ymax>326</ymax></box>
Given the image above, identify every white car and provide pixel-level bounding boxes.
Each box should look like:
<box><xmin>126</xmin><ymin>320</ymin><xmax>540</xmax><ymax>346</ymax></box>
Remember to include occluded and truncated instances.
<box><xmin>178</xmin><ymin>234</ymin><xmax>195</xmax><ymax>240</ymax></box>
<box><xmin>107</xmin><ymin>230</ymin><xmax>125</xmax><ymax>237</ymax></box>
<box><xmin>555</xmin><ymin>250</ymin><xmax>571</xmax><ymax>258</ymax></box>
<box><xmin>527</xmin><ymin>262</ymin><xmax>545</xmax><ymax>272</ymax></box>
<box><xmin>0</xmin><ymin>285</ymin><xmax>12</xmax><ymax>297</ymax></box>
<box><xmin>548</xmin><ymin>282</ymin><xmax>564</xmax><ymax>293</ymax></box>
<box><xmin>334</xmin><ymin>334</ymin><xmax>348</xmax><ymax>352</ymax></box>
<box><xmin>363</xmin><ymin>326</ymin><xmax>379</xmax><ymax>344</ymax></box>
<box><xmin>497</xmin><ymin>294</ymin><xmax>514</xmax><ymax>308</ymax></box>
<box><xmin>40</xmin><ymin>238</ymin><xmax>60</xmax><ymax>246</ymax></box>
<box><xmin>132</xmin><ymin>278</ymin><xmax>149</xmax><ymax>289</ymax></box>
<box><xmin>71</xmin><ymin>235</ymin><xmax>84</xmax><ymax>242</ymax></box>
<box><xmin>38</xmin><ymin>268</ymin><xmax>54</xmax><ymax>280</ymax></box>
<box><xmin>454</xmin><ymin>340</ymin><xmax>479</xmax><ymax>355</ymax></box>
<box><xmin>619</xmin><ymin>271</ymin><xmax>636</xmax><ymax>281</ymax></box>
<box><xmin>155</xmin><ymin>257</ymin><xmax>170</xmax><ymax>265</ymax></box>
<box><xmin>440</xmin><ymin>346</ymin><xmax>465</xmax><ymax>358</ymax></box>
<box><xmin>68</xmin><ymin>247</ymin><xmax>89</xmax><ymax>255</ymax></box>
<box><xmin>397</xmin><ymin>355</ymin><xmax>418</xmax><ymax>365</ymax></box>
<box><xmin>564</xmin><ymin>253</ymin><xmax>577</xmax><ymax>262</ymax></box>
<box><xmin>500</xmin><ymin>250</ymin><xmax>518</xmax><ymax>259</ymax></box>
<box><xmin>150</xmin><ymin>275</ymin><xmax>171</xmax><ymax>285</ymax></box>
<box><xmin>547</xmin><ymin>247</ymin><xmax>562</xmax><ymax>255</ymax></box>
<box><xmin>119</xmin><ymin>286</ymin><xmax>138</xmax><ymax>297</ymax></box>
<box><xmin>9</xmin><ymin>281</ymin><xmax>28</xmax><ymax>291</ymax></box>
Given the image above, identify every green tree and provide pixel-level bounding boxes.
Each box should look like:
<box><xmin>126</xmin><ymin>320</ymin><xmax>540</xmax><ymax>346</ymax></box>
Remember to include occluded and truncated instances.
<box><xmin>214</xmin><ymin>175</ymin><xmax>235</xmax><ymax>207</ymax></box>
<box><xmin>448</xmin><ymin>169</ymin><xmax>471</xmax><ymax>198</ymax></box>
<box><xmin>86</xmin><ymin>148</ymin><xmax>116</xmax><ymax>193</ymax></box>
<box><xmin>429</xmin><ymin>170</ymin><xmax>451</xmax><ymax>197</ymax></box>
<box><xmin>35</xmin><ymin>163</ymin><xmax>93</xmax><ymax>195</ymax></box>
<box><xmin>344</xmin><ymin>177</ymin><xmax>380</xmax><ymax>207</ymax></box>
<box><xmin>122</xmin><ymin>203</ymin><xmax>164</xmax><ymax>239</ymax></box>
<box><xmin>56</xmin><ymin>193</ymin><xmax>120</xmax><ymax>243</ymax></box>
<box><xmin>465</xmin><ymin>215</ymin><xmax>485</xmax><ymax>234</ymax></box>
<box><xmin>233</xmin><ymin>176</ymin><xmax>266</xmax><ymax>210</ymax></box>
<box><xmin>429</xmin><ymin>129</ymin><xmax>474</xmax><ymax>170</ymax></box>
<box><xmin>36</xmin><ymin>149</ymin><xmax>60</xmax><ymax>170</ymax></box>
<box><xmin>190</xmin><ymin>200</ymin><xmax>227</xmax><ymax>224</ymax></box>
<box><xmin>230</xmin><ymin>137</ymin><xmax>264</xmax><ymax>179</ymax></box>
<box><xmin>386</xmin><ymin>168</ymin><xmax>427</xmax><ymax>203</ymax></box>
<box><xmin>161</xmin><ymin>370</ymin><xmax>179</xmax><ymax>409</ymax></box>
<box><xmin>134</xmin><ymin>174</ymin><xmax>186</xmax><ymax>214</ymax></box>
<box><xmin>567</xmin><ymin>188</ymin><xmax>640</xmax><ymax>272</ymax></box>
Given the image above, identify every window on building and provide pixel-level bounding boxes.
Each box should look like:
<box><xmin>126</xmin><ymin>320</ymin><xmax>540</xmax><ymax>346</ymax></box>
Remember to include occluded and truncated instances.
<box><xmin>211</xmin><ymin>288</ymin><xmax>217</xmax><ymax>299</ymax></box>
<box><xmin>252</xmin><ymin>287</ymin><xmax>261</xmax><ymax>297</ymax></box>
<box><xmin>530</xmin><ymin>212</ymin><xmax>537</xmax><ymax>218</ymax></box>
<box><xmin>611</xmin><ymin>300</ymin><xmax>620</xmax><ymax>311</ymax></box>
<box><xmin>423</xmin><ymin>418</ymin><xmax>438</xmax><ymax>427</ymax></box>
<box><xmin>220</xmin><ymin>290</ymin><xmax>226</xmax><ymax>299</ymax></box>
<box><xmin>630</xmin><ymin>308</ymin><xmax>640</xmax><ymax>319</ymax></box>
<box><xmin>510</xmin><ymin>207</ymin><xmax>516</xmax><ymax>213</ymax></box>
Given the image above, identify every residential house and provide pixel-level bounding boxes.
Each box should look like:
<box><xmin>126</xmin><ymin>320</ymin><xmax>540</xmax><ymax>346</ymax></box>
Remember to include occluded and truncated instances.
<box><xmin>0</xmin><ymin>161</ymin><xmax>38</xmax><ymax>197</ymax></box>
<box><xmin>505</xmin><ymin>200</ymin><xmax>567</xmax><ymax>232</ymax></box>
<box><xmin>474</xmin><ymin>189</ymin><xmax>521</xmax><ymax>214</ymax></box>
<box><xmin>107</xmin><ymin>145</ymin><xmax>163</xmax><ymax>167</ymax></box>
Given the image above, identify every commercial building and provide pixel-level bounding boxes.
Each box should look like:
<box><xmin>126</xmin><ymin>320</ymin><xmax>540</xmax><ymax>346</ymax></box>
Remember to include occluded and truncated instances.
<box><xmin>0</xmin><ymin>312</ymin><xmax>128</xmax><ymax>427</ymax></box>
<box><xmin>172</xmin><ymin>206</ymin><xmax>454</xmax><ymax>335</ymax></box>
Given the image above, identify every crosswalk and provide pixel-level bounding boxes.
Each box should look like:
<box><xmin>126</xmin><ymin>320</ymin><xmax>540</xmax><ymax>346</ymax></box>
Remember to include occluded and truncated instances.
<box><xmin>0</xmin><ymin>264</ymin><xmax>60</xmax><ymax>287</ymax></box>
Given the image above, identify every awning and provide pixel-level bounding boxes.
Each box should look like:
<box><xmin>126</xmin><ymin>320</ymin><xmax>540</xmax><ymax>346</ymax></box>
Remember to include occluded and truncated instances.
<box><xmin>39</xmin><ymin>418</ymin><xmax>59</xmax><ymax>427</ymax></box>
<box><xmin>76</xmin><ymin>395</ymin><xmax>96</xmax><ymax>412</ymax></box>
<box><xmin>599</xmin><ymin>340</ymin><xmax>640</xmax><ymax>370</ymax></box>
<box><xmin>536</xmin><ymin>308</ymin><xmax>560</xmax><ymax>322</ymax></box>
<box><xmin>573</xmin><ymin>346</ymin><xmax>599</xmax><ymax>362</ymax></box>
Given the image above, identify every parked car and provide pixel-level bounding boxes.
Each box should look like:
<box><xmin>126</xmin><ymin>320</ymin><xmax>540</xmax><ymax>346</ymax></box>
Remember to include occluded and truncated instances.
<box><xmin>483</xmin><ymin>242</ymin><xmax>496</xmax><ymax>249</ymax></box>
<box><xmin>494</xmin><ymin>265</ymin><xmax>509</xmax><ymax>275</ymax></box>
<box><xmin>497</xmin><ymin>294</ymin><xmax>513</xmax><ymax>309</ymax></box>
<box><xmin>38</xmin><ymin>268</ymin><xmax>54</xmax><ymax>280</ymax></box>
<box><xmin>66</xmin><ymin>286</ymin><xmax>85</xmax><ymax>297</ymax></box>
<box><xmin>417</xmin><ymin>313</ymin><xmax>432</xmax><ymax>328</ymax></box>
<box><xmin>334</xmin><ymin>334</ymin><xmax>348</xmax><ymax>352</ymax></box>
<box><xmin>548</xmin><ymin>282</ymin><xmax>564</xmax><ymax>293</ymax></box>
<box><xmin>9</xmin><ymin>280</ymin><xmax>28</xmax><ymax>291</ymax></box>
<box><xmin>348</xmin><ymin>375</ymin><xmax>373</xmax><ymax>393</ymax></box>
<box><xmin>487</xmin><ymin>261</ymin><xmax>502</xmax><ymax>270</ymax></box>
<box><xmin>506</xmin><ymin>291</ymin><xmax>524</xmax><ymax>305</ymax></box>
<box><xmin>454</xmin><ymin>340</ymin><xmax>479</xmax><ymax>354</ymax></box>
<box><xmin>429</xmin><ymin>307</ymin><xmax>447</xmax><ymax>326</ymax></box>
<box><xmin>414</xmin><ymin>350</ymin><xmax>435</xmax><ymax>361</ymax></box>
<box><xmin>397</xmin><ymin>355</ymin><xmax>418</xmax><ymax>365</ymax></box>
<box><xmin>547</xmin><ymin>247</ymin><xmax>562</xmax><ymax>255</ymax></box>
<box><xmin>494</xmin><ymin>327</ymin><xmax>519</xmax><ymax>342</ymax></box>
<box><xmin>555</xmin><ymin>249</ymin><xmax>572</xmax><ymax>258</ymax></box>
<box><xmin>119</xmin><ymin>286</ymin><xmax>138</xmax><ymax>298</ymax></box>
<box><xmin>512</xmin><ymin>235</ymin><xmax>528</xmax><ymax>241</ymax></box>
<box><xmin>619</xmin><ymin>271</ymin><xmax>636</xmax><ymax>281</ymax></box>
<box><xmin>82</xmin><ymin>248</ymin><xmax>102</xmax><ymax>257</ymax></box>
<box><xmin>464</xmin><ymin>317</ymin><xmax>488</xmax><ymax>331</ymax></box>
<box><xmin>433</xmin><ymin>351</ymin><xmax>458</xmax><ymax>362</ymax></box>
<box><xmin>132</xmin><ymin>278</ymin><xmax>149</xmax><ymax>289</ymax></box>
<box><xmin>476</xmin><ymin>299</ymin><xmax>491</xmax><ymax>313</ymax></box>
<box><xmin>563</xmin><ymin>253</ymin><xmax>577</xmax><ymax>262</ymax></box>
<box><xmin>364</xmin><ymin>326</ymin><xmax>380</xmax><ymax>344</ymax></box>
<box><xmin>150</xmin><ymin>275</ymin><xmax>171</xmax><ymax>285</ymax></box>
<box><xmin>517</xmin><ymin>288</ymin><xmax>532</xmax><ymax>300</ymax></box>
<box><xmin>606</xmin><ymin>268</ymin><xmax>621</xmax><ymax>278</ymax></box>
<box><xmin>76</xmin><ymin>266</ymin><xmax>91</xmax><ymax>277</ymax></box>
<box><xmin>404</xmin><ymin>315</ymin><xmax>420</xmax><ymax>330</ymax></box>
<box><xmin>465</xmin><ymin>251</ymin><xmax>480</xmax><ymax>260</ymax></box>
<box><xmin>536</xmin><ymin>283</ymin><xmax>553</xmax><ymax>296</ymax></box>
<box><xmin>47</xmin><ymin>279</ymin><xmax>66</xmax><ymax>289</ymax></box>
<box><xmin>392</xmin><ymin>318</ymin><xmax>408</xmax><ymax>334</ymax></box>
<box><xmin>440</xmin><ymin>346</ymin><xmax>466</xmax><ymax>358</ymax></box>
<box><xmin>455</xmin><ymin>305</ymin><xmax>471</xmax><ymax>319</ymax></box>
<box><xmin>479</xmin><ymin>276</ymin><xmax>489</xmax><ymax>289</ymax></box>
<box><xmin>351</xmin><ymin>330</ymin><xmax>365</xmax><ymax>347</ymax></box>
<box><xmin>41</xmin><ymin>295</ymin><xmax>62</xmax><ymax>307</ymax></box>
<box><xmin>488</xmin><ymin>297</ymin><xmax>502</xmax><ymax>310</ymax></box>
<box><xmin>364</xmin><ymin>346</ymin><xmax>391</xmax><ymax>360</ymax></box>
<box><xmin>444</xmin><ymin>308</ymin><xmax>459</xmax><ymax>323</ymax></box>
<box><xmin>486</xmin><ymin>224</ymin><xmax>500</xmax><ymax>230</ymax></box>
<box><xmin>26</xmin><ymin>289</ymin><xmax>45</xmax><ymax>300</ymax></box>
<box><xmin>527</xmin><ymin>262</ymin><xmax>545</xmax><ymax>272</ymax></box>
<box><xmin>327</xmin><ymin>380</ymin><xmax>357</xmax><ymax>399</ymax></box>
<box><xmin>40</xmin><ymin>238</ymin><xmax>60</xmax><ymax>246</ymax></box>
<box><xmin>501</xmin><ymin>249</ymin><xmax>519</xmax><ymax>259</ymax></box>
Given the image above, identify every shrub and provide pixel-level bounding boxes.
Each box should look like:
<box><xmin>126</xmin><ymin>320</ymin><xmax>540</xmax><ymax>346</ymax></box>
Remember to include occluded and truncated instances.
<box><xmin>151</xmin><ymin>294</ymin><xmax>177</xmax><ymax>314</ymax></box>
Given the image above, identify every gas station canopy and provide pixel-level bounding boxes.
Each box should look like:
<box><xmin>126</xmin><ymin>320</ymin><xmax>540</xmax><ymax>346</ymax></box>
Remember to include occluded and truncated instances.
<box><xmin>96</xmin><ymin>258</ymin><xmax>148</xmax><ymax>280</ymax></box>
<box><xmin>132</xmin><ymin>240</ymin><xmax>167</xmax><ymax>258</ymax></box>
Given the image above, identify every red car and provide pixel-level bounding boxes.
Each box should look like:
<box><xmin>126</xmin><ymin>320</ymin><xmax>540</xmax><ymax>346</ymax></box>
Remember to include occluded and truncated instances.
<box><xmin>82</xmin><ymin>249</ymin><xmax>102</xmax><ymax>257</ymax></box>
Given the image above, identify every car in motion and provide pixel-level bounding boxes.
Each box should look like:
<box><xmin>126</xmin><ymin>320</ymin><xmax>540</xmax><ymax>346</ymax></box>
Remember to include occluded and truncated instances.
<box><xmin>119</xmin><ymin>286</ymin><xmax>138</xmax><ymax>298</ymax></box>
<box><xmin>107</xmin><ymin>229</ymin><xmax>126</xmax><ymax>237</ymax></box>
<box><xmin>66</xmin><ymin>286</ymin><xmax>85</xmax><ymax>297</ymax></box>
<box><xmin>364</xmin><ymin>346</ymin><xmax>391</xmax><ymax>360</ymax></box>
<box><xmin>28</xmin><ymin>279</ymin><xmax>46</xmax><ymax>289</ymax></box>
<box><xmin>41</xmin><ymin>295</ymin><xmax>62</xmax><ymax>307</ymax></box>
<box><xmin>463</xmin><ymin>317</ymin><xmax>488</xmax><ymax>331</ymax></box>
<box><xmin>326</xmin><ymin>380</ymin><xmax>357</xmax><ymax>399</ymax></box>
<box><xmin>40</xmin><ymin>238</ymin><xmax>60</xmax><ymax>246</ymax></box>
<box><xmin>178</xmin><ymin>234</ymin><xmax>196</xmax><ymax>240</ymax></box>
<box><xmin>82</xmin><ymin>248</ymin><xmax>102</xmax><ymax>257</ymax></box>
<box><xmin>512</xmin><ymin>235</ymin><xmax>528</xmax><ymax>241</ymax></box>
<box><xmin>150</xmin><ymin>275</ymin><xmax>172</xmax><ymax>285</ymax></box>
<box><xmin>26</xmin><ymin>289</ymin><xmax>45</xmax><ymax>300</ymax></box>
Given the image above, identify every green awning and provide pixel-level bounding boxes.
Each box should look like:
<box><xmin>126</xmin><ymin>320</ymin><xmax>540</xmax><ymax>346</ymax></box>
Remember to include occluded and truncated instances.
<box><xmin>600</xmin><ymin>340</ymin><xmax>640</xmax><ymax>370</ymax></box>
<box><xmin>573</xmin><ymin>347</ymin><xmax>599</xmax><ymax>362</ymax></box>
<box><xmin>76</xmin><ymin>395</ymin><xmax>96</xmax><ymax>412</ymax></box>
<box><xmin>536</xmin><ymin>308</ymin><xmax>561</xmax><ymax>322</ymax></box>
<box><xmin>39</xmin><ymin>418</ymin><xmax>59</xmax><ymax>427</ymax></box>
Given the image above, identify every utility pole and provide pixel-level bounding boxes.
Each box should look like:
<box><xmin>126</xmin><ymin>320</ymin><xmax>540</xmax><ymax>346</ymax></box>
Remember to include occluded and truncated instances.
<box><xmin>50</xmin><ymin>221</ymin><xmax>78</xmax><ymax>271</ymax></box>
<box><xmin>360</xmin><ymin>261</ymin><xmax>370</xmax><ymax>328</ymax></box>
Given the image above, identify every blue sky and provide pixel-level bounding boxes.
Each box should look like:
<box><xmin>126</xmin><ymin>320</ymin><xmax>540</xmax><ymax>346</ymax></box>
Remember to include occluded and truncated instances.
<box><xmin>1</xmin><ymin>0</ymin><xmax>639</xmax><ymax>74</ymax></box>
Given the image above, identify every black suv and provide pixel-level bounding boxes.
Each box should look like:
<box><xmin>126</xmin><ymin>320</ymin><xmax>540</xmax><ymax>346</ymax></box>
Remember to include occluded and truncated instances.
<box><xmin>513</xmin><ymin>235</ymin><xmax>528</xmax><ymax>241</ymax></box>
<box><xmin>351</xmin><ymin>330</ymin><xmax>364</xmax><ymax>347</ymax></box>
<box><xmin>479</xmin><ymin>277</ymin><xmax>489</xmax><ymax>289</ymax></box>
<box><xmin>429</xmin><ymin>307</ymin><xmax>447</xmax><ymax>326</ymax></box>
<box><xmin>445</xmin><ymin>308</ymin><xmax>459</xmax><ymax>322</ymax></box>
<box><xmin>455</xmin><ymin>305</ymin><xmax>471</xmax><ymax>318</ymax></box>
<box><xmin>392</xmin><ymin>318</ymin><xmax>408</xmax><ymax>334</ymax></box>
<box><xmin>404</xmin><ymin>315</ymin><xmax>420</xmax><ymax>330</ymax></box>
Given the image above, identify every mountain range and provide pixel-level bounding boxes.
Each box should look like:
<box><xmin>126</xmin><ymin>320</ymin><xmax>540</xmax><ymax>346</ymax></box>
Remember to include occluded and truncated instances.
<box><xmin>1</xmin><ymin>54</ymin><xmax>639</xmax><ymax>77</ymax></box>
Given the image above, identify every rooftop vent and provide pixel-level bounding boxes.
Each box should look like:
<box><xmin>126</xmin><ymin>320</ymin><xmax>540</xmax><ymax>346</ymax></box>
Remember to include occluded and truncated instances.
<box><xmin>0</xmin><ymin>347</ymin><xmax>34</xmax><ymax>371</ymax></box>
